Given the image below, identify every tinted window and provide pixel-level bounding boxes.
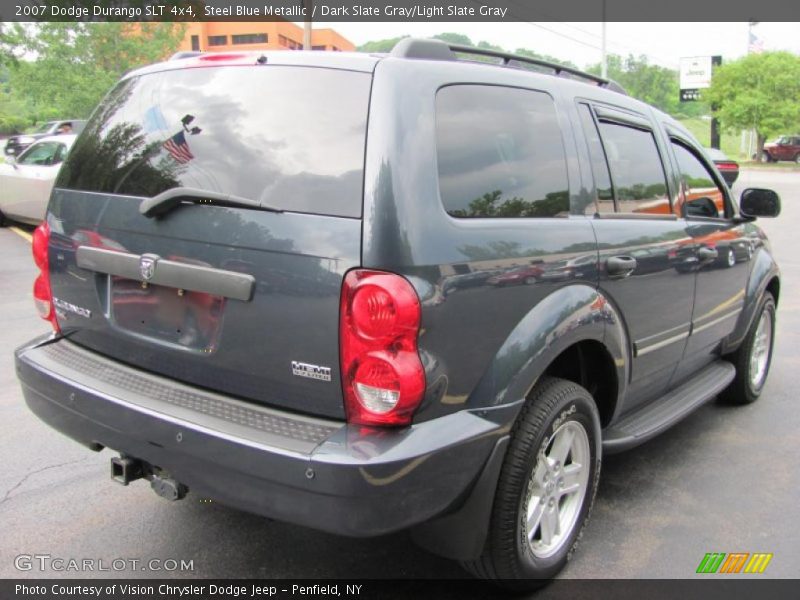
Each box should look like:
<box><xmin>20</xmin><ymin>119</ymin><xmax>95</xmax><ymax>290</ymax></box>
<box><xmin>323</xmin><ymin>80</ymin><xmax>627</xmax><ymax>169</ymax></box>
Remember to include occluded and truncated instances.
<box><xmin>208</xmin><ymin>36</ymin><xmax>227</xmax><ymax>46</ymax></box>
<box><xmin>672</xmin><ymin>142</ymin><xmax>725</xmax><ymax>218</ymax></box>
<box><xmin>597</xmin><ymin>121</ymin><xmax>669</xmax><ymax>215</ymax></box>
<box><xmin>232</xmin><ymin>34</ymin><xmax>268</xmax><ymax>44</ymax></box>
<box><xmin>19</xmin><ymin>141</ymin><xmax>63</xmax><ymax>166</ymax></box>
<box><xmin>436</xmin><ymin>85</ymin><xmax>569</xmax><ymax>218</ymax></box>
<box><xmin>577</xmin><ymin>104</ymin><xmax>614</xmax><ymax>214</ymax></box>
<box><xmin>57</xmin><ymin>67</ymin><xmax>370</xmax><ymax>218</ymax></box>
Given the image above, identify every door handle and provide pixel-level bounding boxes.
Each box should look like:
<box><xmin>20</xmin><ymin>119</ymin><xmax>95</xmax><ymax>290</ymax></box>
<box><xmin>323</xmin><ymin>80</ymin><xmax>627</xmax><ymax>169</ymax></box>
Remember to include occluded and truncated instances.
<box><xmin>606</xmin><ymin>256</ymin><xmax>637</xmax><ymax>277</ymax></box>
<box><xmin>697</xmin><ymin>246</ymin><xmax>718</xmax><ymax>261</ymax></box>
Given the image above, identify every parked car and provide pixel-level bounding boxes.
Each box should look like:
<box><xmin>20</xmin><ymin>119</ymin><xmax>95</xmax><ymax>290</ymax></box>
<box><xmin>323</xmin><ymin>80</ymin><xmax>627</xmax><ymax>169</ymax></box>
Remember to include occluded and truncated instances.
<box><xmin>0</xmin><ymin>134</ymin><xmax>76</xmax><ymax>226</ymax></box>
<box><xmin>706</xmin><ymin>147</ymin><xmax>740</xmax><ymax>186</ymax></box>
<box><xmin>3</xmin><ymin>120</ymin><xmax>85</xmax><ymax>157</ymax></box>
<box><xmin>15</xmin><ymin>40</ymin><xmax>781</xmax><ymax>589</ymax></box>
<box><xmin>487</xmin><ymin>263</ymin><xmax>544</xmax><ymax>286</ymax></box>
<box><xmin>761</xmin><ymin>135</ymin><xmax>800</xmax><ymax>163</ymax></box>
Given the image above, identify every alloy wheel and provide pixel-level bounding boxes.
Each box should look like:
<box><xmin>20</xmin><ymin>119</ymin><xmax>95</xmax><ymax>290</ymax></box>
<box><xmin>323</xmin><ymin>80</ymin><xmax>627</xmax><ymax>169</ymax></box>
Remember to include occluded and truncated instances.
<box><xmin>524</xmin><ymin>421</ymin><xmax>591</xmax><ymax>559</ymax></box>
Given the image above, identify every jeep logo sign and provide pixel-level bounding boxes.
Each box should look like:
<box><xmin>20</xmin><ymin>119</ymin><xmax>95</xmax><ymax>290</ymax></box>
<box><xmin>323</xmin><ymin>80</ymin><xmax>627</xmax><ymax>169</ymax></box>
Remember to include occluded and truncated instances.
<box><xmin>291</xmin><ymin>361</ymin><xmax>332</xmax><ymax>382</ymax></box>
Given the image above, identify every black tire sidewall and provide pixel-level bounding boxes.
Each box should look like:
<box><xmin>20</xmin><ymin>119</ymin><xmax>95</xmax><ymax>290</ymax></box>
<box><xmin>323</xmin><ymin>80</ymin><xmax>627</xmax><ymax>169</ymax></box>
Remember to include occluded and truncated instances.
<box><xmin>498</xmin><ymin>380</ymin><xmax>601</xmax><ymax>580</ymax></box>
<box><xmin>744</xmin><ymin>295</ymin><xmax>776</xmax><ymax>398</ymax></box>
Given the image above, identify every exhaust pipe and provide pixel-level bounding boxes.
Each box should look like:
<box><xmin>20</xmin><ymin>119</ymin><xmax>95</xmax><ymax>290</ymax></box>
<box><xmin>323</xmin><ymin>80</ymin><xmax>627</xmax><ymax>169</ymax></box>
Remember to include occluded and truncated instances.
<box><xmin>110</xmin><ymin>456</ymin><xmax>143</xmax><ymax>485</ymax></box>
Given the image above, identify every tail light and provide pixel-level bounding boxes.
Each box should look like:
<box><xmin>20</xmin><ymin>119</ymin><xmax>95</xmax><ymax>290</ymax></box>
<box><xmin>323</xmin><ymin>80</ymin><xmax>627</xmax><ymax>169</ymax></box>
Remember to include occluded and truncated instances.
<box><xmin>340</xmin><ymin>270</ymin><xmax>425</xmax><ymax>426</ymax></box>
<box><xmin>32</xmin><ymin>222</ymin><xmax>59</xmax><ymax>332</ymax></box>
<box><xmin>716</xmin><ymin>162</ymin><xmax>738</xmax><ymax>171</ymax></box>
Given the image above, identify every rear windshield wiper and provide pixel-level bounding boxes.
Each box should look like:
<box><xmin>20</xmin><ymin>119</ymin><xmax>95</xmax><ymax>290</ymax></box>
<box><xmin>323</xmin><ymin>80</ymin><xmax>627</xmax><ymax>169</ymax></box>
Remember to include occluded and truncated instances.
<box><xmin>139</xmin><ymin>187</ymin><xmax>284</xmax><ymax>218</ymax></box>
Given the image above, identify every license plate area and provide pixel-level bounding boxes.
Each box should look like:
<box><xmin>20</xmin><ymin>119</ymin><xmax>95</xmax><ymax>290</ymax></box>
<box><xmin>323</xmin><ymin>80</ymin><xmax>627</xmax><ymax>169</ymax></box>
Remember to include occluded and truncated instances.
<box><xmin>110</xmin><ymin>276</ymin><xmax>225</xmax><ymax>353</ymax></box>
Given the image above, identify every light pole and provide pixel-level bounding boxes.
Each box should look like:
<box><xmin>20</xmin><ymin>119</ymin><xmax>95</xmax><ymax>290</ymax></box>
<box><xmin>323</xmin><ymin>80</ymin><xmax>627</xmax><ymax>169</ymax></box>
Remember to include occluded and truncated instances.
<box><xmin>601</xmin><ymin>0</ymin><xmax>607</xmax><ymax>79</ymax></box>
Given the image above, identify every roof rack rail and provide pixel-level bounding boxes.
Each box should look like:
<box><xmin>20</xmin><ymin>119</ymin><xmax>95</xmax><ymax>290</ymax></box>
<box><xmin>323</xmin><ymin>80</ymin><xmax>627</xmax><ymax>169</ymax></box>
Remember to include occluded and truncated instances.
<box><xmin>390</xmin><ymin>38</ymin><xmax>628</xmax><ymax>96</ymax></box>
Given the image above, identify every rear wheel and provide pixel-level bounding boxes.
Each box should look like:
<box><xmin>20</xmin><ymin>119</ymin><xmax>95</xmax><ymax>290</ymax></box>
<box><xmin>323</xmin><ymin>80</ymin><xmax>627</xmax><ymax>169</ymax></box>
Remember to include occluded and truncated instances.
<box><xmin>463</xmin><ymin>377</ymin><xmax>601</xmax><ymax>589</ymax></box>
<box><xmin>760</xmin><ymin>152</ymin><xmax>772</xmax><ymax>163</ymax></box>
<box><xmin>721</xmin><ymin>292</ymin><xmax>776</xmax><ymax>405</ymax></box>
<box><xmin>794</xmin><ymin>153</ymin><xmax>800</xmax><ymax>164</ymax></box>
<box><xmin>0</xmin><ymin>210</ymin><xmax>6</xmax><ymax>228</ymax></box>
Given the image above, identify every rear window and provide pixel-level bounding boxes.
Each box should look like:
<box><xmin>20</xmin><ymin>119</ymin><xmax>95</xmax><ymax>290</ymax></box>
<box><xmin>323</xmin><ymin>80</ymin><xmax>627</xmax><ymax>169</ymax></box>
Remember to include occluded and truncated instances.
<box><xmin>435</xmin><ymin>85</ymin><xmax>569</xmax><ymax>218</ymax></box>
<box><xmin>57</xmin><ymin>66</ymin><xmax>371</xmax><ymax>218</ymax></box>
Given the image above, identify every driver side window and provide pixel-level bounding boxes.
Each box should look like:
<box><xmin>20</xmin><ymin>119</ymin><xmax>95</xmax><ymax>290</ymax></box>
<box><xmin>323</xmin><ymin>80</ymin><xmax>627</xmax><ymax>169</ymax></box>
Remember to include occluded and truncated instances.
<box><xmin>671</xmin><ymin>141</ymin><xmax>726</xmax><ymax>219</ymax></box>
<box><xmin>18</xmin><ymin>142</ymin><xmax>64</xmax><ymax>167</ymax></box>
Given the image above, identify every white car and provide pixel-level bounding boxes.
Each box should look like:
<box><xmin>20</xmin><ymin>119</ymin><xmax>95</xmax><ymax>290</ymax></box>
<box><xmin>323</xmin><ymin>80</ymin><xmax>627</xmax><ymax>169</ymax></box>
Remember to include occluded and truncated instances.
<box><xmin>0</xmin><ymin>134</ymin><xmax>76</xmax><ymax>226</ymax></box>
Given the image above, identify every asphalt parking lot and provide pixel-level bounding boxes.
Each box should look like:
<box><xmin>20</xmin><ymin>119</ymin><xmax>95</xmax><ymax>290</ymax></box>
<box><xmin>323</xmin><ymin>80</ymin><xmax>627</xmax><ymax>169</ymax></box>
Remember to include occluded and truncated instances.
<box><xmin>0</xmin><ymin>168</ymin><xmax>798</xmax><ymax>585</ymax></box>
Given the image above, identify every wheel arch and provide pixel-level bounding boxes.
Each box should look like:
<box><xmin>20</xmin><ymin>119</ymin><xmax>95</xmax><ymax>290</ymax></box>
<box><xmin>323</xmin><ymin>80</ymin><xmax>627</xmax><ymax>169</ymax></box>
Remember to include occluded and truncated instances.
<box><xmin>467</xmin><ymin>284</ymin><xmax>628</xmax><ymax>426</ymax></box>
<box><xmin>723</xmin><ymin>247</ymin><xmax>780</xmax><ymax>354</ymax></box>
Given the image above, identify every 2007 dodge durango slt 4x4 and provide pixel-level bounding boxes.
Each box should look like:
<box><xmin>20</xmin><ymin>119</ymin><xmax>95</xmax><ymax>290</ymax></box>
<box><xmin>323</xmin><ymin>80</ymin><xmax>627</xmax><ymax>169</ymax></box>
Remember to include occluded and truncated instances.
<box><xmin>15</xmin><ymin>39</ymin><xmax>781</xmax><ymax>587</ymax></box>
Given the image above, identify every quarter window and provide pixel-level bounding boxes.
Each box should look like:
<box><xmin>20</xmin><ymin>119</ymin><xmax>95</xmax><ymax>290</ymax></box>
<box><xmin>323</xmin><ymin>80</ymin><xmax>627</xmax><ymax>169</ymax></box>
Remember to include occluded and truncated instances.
<box><xmin>207</xmin><ymin>36</ymin><xmax>227</xmax><ymax>46</ymax></box>
<box><xmin>597</xmin><ymin>121</ymin><xmax>670</xmax><ymax>215</ymax></box>
<box><xmin>436</xmin><ymin>85</ymin><xmax>569</xmax><ymax>218</ymax></box>
<box><xmin>577</xmin><ymin>104</ymin><xmax>614</xmax><ymax>214</ymax></box>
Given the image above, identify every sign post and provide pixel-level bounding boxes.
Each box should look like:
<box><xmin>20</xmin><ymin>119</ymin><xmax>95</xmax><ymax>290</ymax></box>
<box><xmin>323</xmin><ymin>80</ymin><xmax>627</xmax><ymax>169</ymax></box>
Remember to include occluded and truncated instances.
<box><xmin>679</xmin><ymin>55</ymin><xmax>722</xmax><ymax>148</ymax></box>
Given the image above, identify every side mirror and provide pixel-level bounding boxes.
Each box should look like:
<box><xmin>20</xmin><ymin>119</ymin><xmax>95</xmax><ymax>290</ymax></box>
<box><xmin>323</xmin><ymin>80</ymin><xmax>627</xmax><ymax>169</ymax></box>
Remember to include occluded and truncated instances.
<box><xmin>740</xmin><ymin>188</ymin><xmax>781</xmax><ymax>218</ymax></box>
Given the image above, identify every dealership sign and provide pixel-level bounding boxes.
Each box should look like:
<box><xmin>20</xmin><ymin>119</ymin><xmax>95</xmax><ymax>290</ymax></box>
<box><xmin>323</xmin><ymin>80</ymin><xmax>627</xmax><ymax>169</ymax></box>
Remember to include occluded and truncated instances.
<box><xmin>679</xmin><ymin>56</ymin><xmax>721</xmax><ymax>102</ymax></box>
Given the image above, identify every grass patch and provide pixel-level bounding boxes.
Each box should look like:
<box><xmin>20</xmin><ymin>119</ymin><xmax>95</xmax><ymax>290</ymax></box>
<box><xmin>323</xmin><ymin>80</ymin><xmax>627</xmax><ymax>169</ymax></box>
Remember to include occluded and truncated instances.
<box><xmin>679</xmin><ymin>117</ymin><xmax>744</xmax><ymax>159</ymax></box>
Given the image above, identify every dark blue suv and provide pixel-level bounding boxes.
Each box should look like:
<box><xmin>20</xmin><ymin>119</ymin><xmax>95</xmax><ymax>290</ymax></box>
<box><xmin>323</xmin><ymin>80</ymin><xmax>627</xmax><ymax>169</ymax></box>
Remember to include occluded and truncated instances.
<box><xmin>15</xmin><ymin>39</ymin><xmax>781</xmax><ymax>588</ymax></box>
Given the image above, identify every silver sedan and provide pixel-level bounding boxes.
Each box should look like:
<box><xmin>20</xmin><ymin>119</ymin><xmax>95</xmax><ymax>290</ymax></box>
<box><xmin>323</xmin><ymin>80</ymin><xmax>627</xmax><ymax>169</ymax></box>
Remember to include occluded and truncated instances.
<box><xmin>0</xmin><ymin>134</ymin><xmax>76</xmax><ymax>226</ymax></box>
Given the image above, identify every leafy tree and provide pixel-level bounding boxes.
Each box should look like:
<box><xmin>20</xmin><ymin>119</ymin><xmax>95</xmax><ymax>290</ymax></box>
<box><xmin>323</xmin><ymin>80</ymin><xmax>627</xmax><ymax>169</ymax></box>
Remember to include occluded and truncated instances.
<box><xmin>9</xmin><ymin>22</ymin><xmax>185</xmax><ymax>120</ymax></box>
<box><xmin>705</xmin><ymin>51</ymin><xmax>800</xmax><ymax>159</ymax></box>
<box><xmin>357</xmin><ymin>36</ymin><xmax>407</xmax><ymax>53</ymax></box>
<box><xmin>586</xmin><ymin>54</ymin><xmax>689</xmax><ymax>115</ymax></box>
<box><xmin>357</xmin><ymin>33</ymin><xmax>577</xmax><ymax>69</ymax></box>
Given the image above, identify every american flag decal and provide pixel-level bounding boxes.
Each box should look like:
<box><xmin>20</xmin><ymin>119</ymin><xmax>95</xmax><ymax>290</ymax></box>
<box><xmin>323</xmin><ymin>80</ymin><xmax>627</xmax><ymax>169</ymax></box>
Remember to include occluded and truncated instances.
<box><xmin>163</xmin><ymin>131</ymin><xmax>194</xmax><ymax>164</ymax></box>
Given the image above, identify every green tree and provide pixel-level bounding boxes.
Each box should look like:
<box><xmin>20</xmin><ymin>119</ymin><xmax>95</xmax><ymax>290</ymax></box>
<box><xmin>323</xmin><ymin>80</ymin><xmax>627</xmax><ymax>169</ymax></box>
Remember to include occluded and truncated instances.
<box><xmin>586</xmin><ymin>54</ymin><xmax>688</xmax><ymax>115</ymax></box>
<box><xmin>357</xmin><ymin>33</ymin><xmax>577</xmax><ymax>69</ymax></box>
<box><xmin>10</xmin><ymin>22</ymin><xmax>185</xmax><ymax>120</ymax></box>
<box><xmin>357</xmin><ymin>36</ymin><xmax>407</xmax><ymax>53</ymax></box>
<box><xmin>705</xmin><ymin>51</ymin><xmax>800</xmax><ymax>159</ymax></box>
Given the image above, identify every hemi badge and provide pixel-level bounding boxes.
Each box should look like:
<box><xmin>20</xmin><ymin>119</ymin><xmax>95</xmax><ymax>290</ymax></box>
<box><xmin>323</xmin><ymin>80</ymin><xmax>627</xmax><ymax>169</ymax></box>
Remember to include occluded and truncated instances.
<box><xmin>291</xmin><ymin>361</ymin><xmax>332</xmax><ymax>382</ymax></box>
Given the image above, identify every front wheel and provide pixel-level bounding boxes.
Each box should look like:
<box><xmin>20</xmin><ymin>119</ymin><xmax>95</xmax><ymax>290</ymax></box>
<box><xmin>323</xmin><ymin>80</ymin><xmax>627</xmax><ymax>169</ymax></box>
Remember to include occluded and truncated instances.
<box><xmin>463</xmin><ymin>377</ymin><xmax>601</xmax><ymax>589</ymax></box>
<box><xmin>760</xmin><ymin>152</ymin><xmax>772</xmax><ymax>163</ymax></box>
<box><xmin>720</xmin><ymin>292</ymin><xmax>776</xmax><ymax>405</ymax></box>
<box><xmin>794</xmin><ymin>153</ymin><xmax>800</xmax><ymax>164</ymax></box>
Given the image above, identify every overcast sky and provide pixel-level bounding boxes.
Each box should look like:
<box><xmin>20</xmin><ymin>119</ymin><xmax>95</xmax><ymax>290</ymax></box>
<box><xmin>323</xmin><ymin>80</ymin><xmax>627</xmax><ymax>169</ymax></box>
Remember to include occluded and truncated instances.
<box><xmin>328</xmin><ymin>22</ymin><xmax>800</xmax><ymax>69</ymax></box>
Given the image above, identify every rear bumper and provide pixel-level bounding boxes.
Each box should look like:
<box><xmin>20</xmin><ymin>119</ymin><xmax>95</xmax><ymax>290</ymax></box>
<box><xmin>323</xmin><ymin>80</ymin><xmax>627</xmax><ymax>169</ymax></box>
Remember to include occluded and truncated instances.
<box><xmin>15</xmin><ymin>336</ymin><xmax>505</xmax><ymax>538</ymax></box>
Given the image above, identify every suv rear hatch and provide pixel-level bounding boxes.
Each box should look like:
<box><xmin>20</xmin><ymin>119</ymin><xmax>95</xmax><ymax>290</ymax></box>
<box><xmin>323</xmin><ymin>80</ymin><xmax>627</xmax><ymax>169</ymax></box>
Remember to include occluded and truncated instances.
<box><xmin>46</xmin><ymin>57</ymin><xmax>373</xmax><ymax>419</ymax></box>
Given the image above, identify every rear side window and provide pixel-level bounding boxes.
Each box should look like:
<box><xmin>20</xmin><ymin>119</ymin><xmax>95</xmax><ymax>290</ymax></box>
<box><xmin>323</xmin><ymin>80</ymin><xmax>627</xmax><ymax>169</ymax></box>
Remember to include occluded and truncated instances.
<box><xmin>597</xmin><ymin>121</ymin><xmax>670</xmax><ymax>215</ymax></box>
<box><xmin>436</xmin><ymin>85</ymin><xmax>569</xmax><ymax>218</ymax></box>
<box><xmin>57</xmin><ymin>66</ymin><xmax>371</xmax><ymax>218</ymax></box>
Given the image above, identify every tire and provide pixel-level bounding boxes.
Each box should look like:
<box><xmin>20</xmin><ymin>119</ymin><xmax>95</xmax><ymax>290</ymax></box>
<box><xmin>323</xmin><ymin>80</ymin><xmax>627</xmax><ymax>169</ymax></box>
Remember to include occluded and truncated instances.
<box><xmin>720</xmin><ymin>292</ymin><xmax>776</xmax><ymax>405</ymax></box>
<box><xmin>525</xmin><ymin>277</ymin><xmax>537</xmax><ymax>285</ymax></box>
<box><xmin>462</xmin><ymin>377</ymin><xmax>601</xmax><ymax>589</ymax></box>
<box><xmin>724</xmin><ymin>247</ymin><xmax>736</xmax><ymax>268</ymax></box>
<box><xmin>0</xmin><ymin>210</ymin><xmax>6</xmax><ymax>227</ymax></box>
<box><xmin>794</xmin><ymin>153</ymin><xmax>800</xmax><ymax>164</ymax></box>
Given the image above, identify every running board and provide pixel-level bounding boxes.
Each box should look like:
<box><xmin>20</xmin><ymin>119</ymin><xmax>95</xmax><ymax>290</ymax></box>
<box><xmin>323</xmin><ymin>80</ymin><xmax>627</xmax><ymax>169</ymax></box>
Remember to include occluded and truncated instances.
<box><xmin>603</xmin><ymin>361</ymin><xmax>735</xmax><ymax>454</ymax></box>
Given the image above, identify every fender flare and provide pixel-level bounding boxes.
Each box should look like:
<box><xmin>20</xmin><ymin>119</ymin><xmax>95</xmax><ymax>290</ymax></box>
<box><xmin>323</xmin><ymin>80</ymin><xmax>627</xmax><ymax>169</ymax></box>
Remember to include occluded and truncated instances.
<box><xmin>723</xmin><ymin>247</ymin><xmax>780</xmax><ymax>354</ymax></box>
<box><xmin>468</xmin><ymin>283</ymin><xmax>629</xmax><ymax>420</ymax></box>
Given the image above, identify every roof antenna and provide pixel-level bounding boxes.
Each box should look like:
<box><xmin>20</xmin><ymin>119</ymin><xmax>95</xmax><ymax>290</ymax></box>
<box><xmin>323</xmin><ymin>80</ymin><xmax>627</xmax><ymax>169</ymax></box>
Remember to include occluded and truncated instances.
<box><xmin>256</xmin><ymin>55</ymin><xmax>268</xmax><ymax>65</ymax></box>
